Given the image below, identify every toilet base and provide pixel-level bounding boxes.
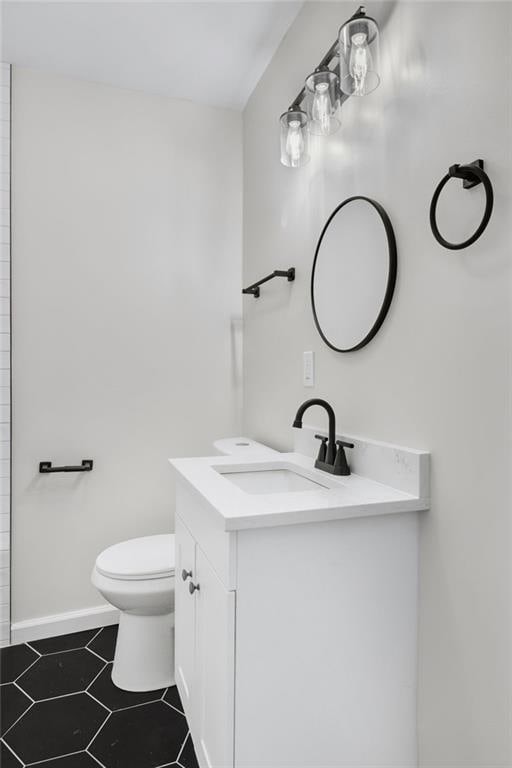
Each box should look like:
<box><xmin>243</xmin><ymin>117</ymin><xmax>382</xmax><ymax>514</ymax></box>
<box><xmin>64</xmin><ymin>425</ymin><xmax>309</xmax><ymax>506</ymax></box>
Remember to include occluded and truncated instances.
<box><xmin>111</xmin><ymin>612</ymin><xmax>175</xmax><ymax>692</ymax></box>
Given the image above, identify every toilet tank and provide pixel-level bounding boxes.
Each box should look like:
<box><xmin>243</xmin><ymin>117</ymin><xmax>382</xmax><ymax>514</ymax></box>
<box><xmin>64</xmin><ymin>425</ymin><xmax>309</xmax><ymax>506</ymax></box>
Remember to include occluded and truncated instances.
<box><xmin>213</xmin><ymin>437</ymin><xmax>278</xmax><ymax>458</ymax></box>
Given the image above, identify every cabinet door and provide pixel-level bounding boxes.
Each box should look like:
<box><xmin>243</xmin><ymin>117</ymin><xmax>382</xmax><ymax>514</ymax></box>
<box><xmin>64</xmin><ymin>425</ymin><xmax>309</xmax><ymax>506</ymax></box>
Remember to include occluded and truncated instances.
<box><xmin>175</xmin><ymin>515</ymin><xmax>197</xmax><ymax>721</ymax></box>
<box><xmin>195</xmin><ymin>547</ymin><xmax>235</xmax><ymax>768</ymax></box>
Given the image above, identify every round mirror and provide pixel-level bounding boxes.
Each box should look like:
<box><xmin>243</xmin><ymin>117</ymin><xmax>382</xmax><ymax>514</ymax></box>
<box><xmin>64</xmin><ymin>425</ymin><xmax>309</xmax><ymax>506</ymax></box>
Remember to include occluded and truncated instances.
<box><xmin>311</xmin><ymin>196</ymin><xmax>397</xmax><ymax>352</ymax></box>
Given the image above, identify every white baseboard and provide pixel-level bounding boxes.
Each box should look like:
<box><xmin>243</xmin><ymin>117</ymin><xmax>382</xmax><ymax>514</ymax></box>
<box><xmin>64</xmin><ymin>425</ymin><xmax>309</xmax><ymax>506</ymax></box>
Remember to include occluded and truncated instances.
<box><xmin>10</xmin><ymin>604</ymin><xmax>119</xmax><ymax>645</ymax></box>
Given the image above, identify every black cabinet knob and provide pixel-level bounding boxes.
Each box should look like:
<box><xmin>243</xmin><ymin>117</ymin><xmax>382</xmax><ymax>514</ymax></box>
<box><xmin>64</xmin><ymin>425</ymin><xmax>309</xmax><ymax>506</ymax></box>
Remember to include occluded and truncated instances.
<box><xmin>182</xmin><ymin>569</ymin><xmax>192</xmax><ymax>581</ymax></box>
<box><xmin>189</xmin><ymin>581</ymin><xmax>200</xmax><ymax>594</ymax></box>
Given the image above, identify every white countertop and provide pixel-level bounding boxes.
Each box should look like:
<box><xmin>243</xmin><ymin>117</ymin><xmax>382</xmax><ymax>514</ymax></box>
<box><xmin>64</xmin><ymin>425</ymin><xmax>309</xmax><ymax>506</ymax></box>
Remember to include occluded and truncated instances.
<box><xmin>169</xmin><ymin>451</ymin><xmax>428</xmax><ymax>532</ymax></box>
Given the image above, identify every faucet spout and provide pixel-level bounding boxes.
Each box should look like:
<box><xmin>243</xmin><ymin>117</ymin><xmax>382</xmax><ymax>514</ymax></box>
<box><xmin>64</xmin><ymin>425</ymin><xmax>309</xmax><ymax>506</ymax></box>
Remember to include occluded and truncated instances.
<box><xmin>292</xmin><ymin>398</ymin><xmax>337</xmax><ymax>466</ymax></box>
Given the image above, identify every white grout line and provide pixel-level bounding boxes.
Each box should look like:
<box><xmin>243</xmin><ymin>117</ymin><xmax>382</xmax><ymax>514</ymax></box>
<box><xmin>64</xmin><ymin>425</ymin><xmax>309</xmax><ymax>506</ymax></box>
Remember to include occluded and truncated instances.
<box><xmin>13</xmin><ymin>680</ymin><xmax>34</xmax><ymax>703</ymax></box>
<box><xmin>85</xmin><ymin>626</ymin><xmax>118</xmax><ymax>663</ymax></box>
<box><xmin>85</xmin><ymin>690</ymin><xmax>111</xmax><ymax>714</ymax></box>
<box><xmin>26</xmin><ymin>627</ymin><xmax>106</xmax><ymax>659</ymax></box>
<box><xmin>175</xmin><ymin>731</ymin><xmax>190</xmax><ymax>763</ymax></box>
<box><xmin>85</xmin><ymin>710</ymin><xmax>111</xmax><ymax>752</ymax></box>
<box><xmin>86</xmin><ymin>750</ymin><xmax>107</xmax><ymax>768</ymax></box>
<box><xmin>26</xmin><ymin>749</ymin><xmax>84</xmax><ymax>766</ymax></box>
<box><xmin>86</xmin><ymin>646</ymin><xmax>109</xmax><ymax>663</ymax></box>
<box><xmin>161</xmin><ymin>698</ymin><xmax>185</xmax><ymax>716</ymax></box>
<box><xmin>24</xmin><ymin>642</ymin><xmax>42</xmax><ymax>657</ymax></box>
<box><xmin>14</xmin><ymin>656</ymin><xmax>40</xmax><ymax>684</ymax></box>
<box><xmin>2</xmin><ymin>701</ymin><xmax>34</xmax><ymax>738</ymax></box>
<box><xmin>86</xmin><ymin>628</ymin><xmax>103</xmax><ymax>648</ymax></box>
<box><xmin>110</xmin><ymin>697</ymin><xmax>169</xmax><ymax>714</ymax></box>
<box><xmin>34</xmin><ymin>689</ymin><xmax>89</xmax><ymax>705</ymax></box>
<box><xmin>29</xmin><ymin>645</ymin><xmax>92</xmax><ymax>659</ymax></box>
<box><xmin>23</xmin><ymin>626</ymin><xmax>110</xmax><ymax>660</ymax></box>
<box><xmin>85</xmin><ymin>661</ymin><xmax>108</xmax><ymax>692</ymax></box>
<box><xmin>1</xmin><ymin>736</ymin><xmax>25</xmax><ymax>766</ymax></box>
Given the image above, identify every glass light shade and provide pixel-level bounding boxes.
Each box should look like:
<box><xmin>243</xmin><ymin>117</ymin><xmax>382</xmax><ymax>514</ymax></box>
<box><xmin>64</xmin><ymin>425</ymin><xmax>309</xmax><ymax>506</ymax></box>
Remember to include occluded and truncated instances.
<box><xmin>338</xmin><ymin>12</ymin><xmax>380</xmax><ymax>96</ymax></box>
<box><xmin>305</xmin><ymin>70</ymin><xmax>341</xmax><ymax>136</ymax></box>
<box><xmin>280</xmin><ymin>110</ymin><xmax>310</xmax><ymax>168</ymax></box>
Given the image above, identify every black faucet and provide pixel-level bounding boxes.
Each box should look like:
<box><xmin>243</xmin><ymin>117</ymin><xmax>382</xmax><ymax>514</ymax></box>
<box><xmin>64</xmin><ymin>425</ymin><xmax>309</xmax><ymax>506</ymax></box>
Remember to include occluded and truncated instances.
<box><xmin>292</xmin><ymin>398</ymin><xmax>354</xmax><ymax>476</ymax></box>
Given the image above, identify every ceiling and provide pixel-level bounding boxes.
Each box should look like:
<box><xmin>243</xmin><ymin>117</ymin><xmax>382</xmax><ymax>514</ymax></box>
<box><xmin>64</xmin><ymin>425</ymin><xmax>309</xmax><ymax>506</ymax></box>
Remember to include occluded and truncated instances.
<box><xmin>1</xmin><ymin>1</ymin><xmax>303</xmax><ymax>110</ymax></box>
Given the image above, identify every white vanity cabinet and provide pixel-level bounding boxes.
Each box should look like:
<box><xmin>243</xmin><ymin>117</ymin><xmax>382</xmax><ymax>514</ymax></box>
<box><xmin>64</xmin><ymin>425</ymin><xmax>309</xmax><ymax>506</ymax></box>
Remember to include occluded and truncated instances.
<box><xmin>175</xmin><ymin>514</ymin><xmax>235</xmax><ymax>768</ymax></box>
<box><xmin>173</xmin><ymin>472</ymin><xmax>422</xmax><ymax>768</ymax></box>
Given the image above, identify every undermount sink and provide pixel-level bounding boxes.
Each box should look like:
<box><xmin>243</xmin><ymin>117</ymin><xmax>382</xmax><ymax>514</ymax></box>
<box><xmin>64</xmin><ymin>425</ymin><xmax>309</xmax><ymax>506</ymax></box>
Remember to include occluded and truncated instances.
<box><xmin>215</xmin><ymin>465</ymin><xmax>331</xmax><ymax>494</ymax></box>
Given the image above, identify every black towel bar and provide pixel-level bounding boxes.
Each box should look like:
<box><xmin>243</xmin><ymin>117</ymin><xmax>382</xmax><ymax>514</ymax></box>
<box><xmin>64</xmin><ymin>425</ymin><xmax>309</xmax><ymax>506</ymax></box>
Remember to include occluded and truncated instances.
<box><xmin>242</xmin><ymin>268</ymin><xmax>295</xmax><ymax>298</ymax></box>
<box><xmin>39</xmin><ymin>459</ymin><xmax>94</xmax><ymax>473</ymax></box>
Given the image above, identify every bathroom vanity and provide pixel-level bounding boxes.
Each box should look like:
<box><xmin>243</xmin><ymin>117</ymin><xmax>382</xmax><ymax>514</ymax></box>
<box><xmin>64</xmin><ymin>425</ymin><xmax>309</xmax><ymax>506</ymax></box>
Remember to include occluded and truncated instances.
<box><xmin>170</xmin><ymin>430</ymin><xmax>429</xmax><ymax>768</ymax></box>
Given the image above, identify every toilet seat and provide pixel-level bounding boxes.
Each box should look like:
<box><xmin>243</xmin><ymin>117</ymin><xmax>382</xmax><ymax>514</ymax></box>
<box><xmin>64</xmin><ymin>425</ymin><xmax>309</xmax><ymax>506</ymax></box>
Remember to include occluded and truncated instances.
<box><xmin>95</xmin><ymin>534</ymin><xmax>175</xmax><ymax>581</ymax></box>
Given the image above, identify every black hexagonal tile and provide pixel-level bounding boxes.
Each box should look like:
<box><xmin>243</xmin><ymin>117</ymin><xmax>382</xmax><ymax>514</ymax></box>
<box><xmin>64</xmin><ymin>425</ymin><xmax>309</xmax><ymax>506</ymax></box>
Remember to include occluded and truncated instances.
<box><xmin>0</xmin><ymin>683</ymin><xmax>32</xmax><ymax>735</ymax></box>
<box><xmin>90</xmin><ymin>700</ymin><xmax>188</xmax><ymax>768</ymax></box>
<box><xmin>88</xmin><ymin>663</ymin><xmax>165</xmax><ymax>711</ymax></box>
<box><xmin>3</xmin><ymin>692</ymin><xmax>108</xmax><ymax>764</ymax></box>
<box><xmin>87</xmin><ymin>625</ymin><xmax>118</xmax><ymax>662</ymax></box>
<box><xmin>0</xmin><ymin>643</ymin><xmax>39</xmax><ymax>683</ymax></box>
<box><xmin>29</xmin><ymin>752</ymin><xmax>104</xmax><ymax>767</ymax></box>
<box><xmin>178</xmin><ymin>733</ymin><xmax>199</xmax><ymax>768</ymax></box>
<box><xmin>17</xmin><ymin>649</ymin><xmax>104</xmax><ymax>701</ymax></box>
<box><xmin>30</xmin><ymin>629</ymin><xmax>99</xmax><ymax>655</ymax></box>
<box><xmin>0</xmin><ymin>739</ymin><xmax>23</xmax><ymax>767</ymax></box>
<box><xmin>164</xmin><ymin>685</ymin><xmax>183</xmax><ymax>713</ymax></box>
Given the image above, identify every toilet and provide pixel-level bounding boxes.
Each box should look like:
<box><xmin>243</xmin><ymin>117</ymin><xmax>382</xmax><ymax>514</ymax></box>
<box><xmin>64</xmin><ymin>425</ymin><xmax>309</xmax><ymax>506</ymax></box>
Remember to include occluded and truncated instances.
<box><xmin>91</xmin><ymin>534</ymin><xmax>175</xmax><ymax>692</ymax></box>
<box><xmin>91</xmin><ymin>438</ymin><xmax>266</xmax><ymax>693</ymax></box>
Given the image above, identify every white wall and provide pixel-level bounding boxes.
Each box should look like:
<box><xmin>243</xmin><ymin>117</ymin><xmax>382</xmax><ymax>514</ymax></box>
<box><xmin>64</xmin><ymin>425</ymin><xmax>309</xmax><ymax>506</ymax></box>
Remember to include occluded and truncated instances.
<box><xmin>0</xmin><ymin>63</ymin><xmax>10</xmax><ymax>646</ymax></box>
<box><xmin>243</xmin><ymin>2</ymin><xmax>511</xmax><ymax>766</ymax></box>
<box><xmin>12</xmin><ymin>68</ymin><xmax>242</xmax><ymax>623</ymax></box>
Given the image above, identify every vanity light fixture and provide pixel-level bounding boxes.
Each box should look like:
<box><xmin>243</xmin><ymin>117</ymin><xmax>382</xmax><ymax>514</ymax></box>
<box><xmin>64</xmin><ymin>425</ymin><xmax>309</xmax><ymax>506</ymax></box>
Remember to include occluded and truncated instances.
<box><xmin>280</xmin><ymin>5</ymin><xmax>380</xmax><ymax>167</ymax></box>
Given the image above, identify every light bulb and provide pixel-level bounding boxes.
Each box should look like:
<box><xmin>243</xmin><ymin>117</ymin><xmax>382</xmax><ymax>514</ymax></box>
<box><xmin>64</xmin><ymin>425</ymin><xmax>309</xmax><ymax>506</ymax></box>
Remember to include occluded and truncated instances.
<box><xmin>311</xmin><ymin>82</ymin><xmax>331</xmax><ymax>135</ymax></box>
<box><xmin>349</xmin><ymin>31</ymin><xmax>372</xmax><ymax>95</ymax></box>
<box><xmin>285</xmin><ymin>119</ymin><xmax>304</xmax><ymax>166</ymax></box>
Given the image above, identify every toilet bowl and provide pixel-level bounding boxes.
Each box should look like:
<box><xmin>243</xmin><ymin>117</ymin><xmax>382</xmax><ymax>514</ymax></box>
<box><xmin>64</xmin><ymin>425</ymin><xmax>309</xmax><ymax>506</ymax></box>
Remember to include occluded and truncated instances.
<box><xmin>92</xmin><ymin>534</ymin><xmax>175</xmax><ymax>692</ymax></box>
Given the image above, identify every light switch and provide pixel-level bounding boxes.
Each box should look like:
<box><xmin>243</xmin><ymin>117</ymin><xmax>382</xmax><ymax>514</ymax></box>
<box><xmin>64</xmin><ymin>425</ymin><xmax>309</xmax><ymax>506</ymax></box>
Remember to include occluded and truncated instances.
<box><xmin>303</xmin><ymin>351</ymin><xmax>314</xmax><ymax>387</ymax></box>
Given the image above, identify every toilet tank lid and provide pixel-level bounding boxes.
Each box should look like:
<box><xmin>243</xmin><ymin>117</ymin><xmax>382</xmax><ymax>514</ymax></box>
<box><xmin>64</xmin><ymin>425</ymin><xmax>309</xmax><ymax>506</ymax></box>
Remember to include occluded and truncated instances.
<box><xmin>96</xmin><ymin>534</ymin><xmax>175</xmax><ymax>580</ymax></box>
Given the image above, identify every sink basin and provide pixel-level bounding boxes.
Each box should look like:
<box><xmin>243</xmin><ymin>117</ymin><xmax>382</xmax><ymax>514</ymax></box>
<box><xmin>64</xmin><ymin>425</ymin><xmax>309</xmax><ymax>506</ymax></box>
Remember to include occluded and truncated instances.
<box><xmin>216</xmin><ymin>466</ymin><xmax>330</xmax><ymax>495</ymax></box>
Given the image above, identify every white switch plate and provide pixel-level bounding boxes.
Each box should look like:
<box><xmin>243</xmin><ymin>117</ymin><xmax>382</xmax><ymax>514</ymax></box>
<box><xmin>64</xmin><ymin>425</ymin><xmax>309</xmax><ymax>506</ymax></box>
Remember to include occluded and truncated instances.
<box><xmin>303</xmin><ymin>351</ymin><xmax>314</xmax><ymax>387</ymax></box>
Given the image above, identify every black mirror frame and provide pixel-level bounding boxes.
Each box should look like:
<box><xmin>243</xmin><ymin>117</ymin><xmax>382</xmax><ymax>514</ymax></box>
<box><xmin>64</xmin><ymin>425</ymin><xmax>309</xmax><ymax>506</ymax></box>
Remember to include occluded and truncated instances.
<box><xmin>311</xmin><ymin>195</ymin><xmax>398</xmax><ymax>353</ymax></box>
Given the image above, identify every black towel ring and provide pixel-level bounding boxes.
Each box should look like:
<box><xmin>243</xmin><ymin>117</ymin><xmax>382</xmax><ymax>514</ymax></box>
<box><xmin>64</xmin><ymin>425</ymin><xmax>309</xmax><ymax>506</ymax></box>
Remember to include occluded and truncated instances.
<box><xmin>429</xmin><ymin>159</ymin><xmax>493</xmax><ymax>250</ymax></box>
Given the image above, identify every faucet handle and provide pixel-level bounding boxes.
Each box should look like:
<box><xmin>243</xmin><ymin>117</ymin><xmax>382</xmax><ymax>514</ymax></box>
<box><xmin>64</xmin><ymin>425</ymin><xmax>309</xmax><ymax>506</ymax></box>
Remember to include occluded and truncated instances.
<box><xmin>334</xmin><ymin>440</ymin><xmax>354</xmax><ymax>476</ymax></box>
<box><xmin>336</xmin><ymin>440</ymin><xmax>354</xmax><ymax>449</ymax></box>
<box><xmin>314</xmin><ymin>434</ymin><xmax>328</xmax><ymax>463</ymax></box>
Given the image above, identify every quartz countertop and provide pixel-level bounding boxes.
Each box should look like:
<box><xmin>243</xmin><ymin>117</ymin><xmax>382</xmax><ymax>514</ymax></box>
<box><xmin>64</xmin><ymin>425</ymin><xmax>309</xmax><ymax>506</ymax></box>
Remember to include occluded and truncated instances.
<box><xmin>169</xmin><ymin>451</ymin><xmax>428</xmax><ymax>531</ymax></box>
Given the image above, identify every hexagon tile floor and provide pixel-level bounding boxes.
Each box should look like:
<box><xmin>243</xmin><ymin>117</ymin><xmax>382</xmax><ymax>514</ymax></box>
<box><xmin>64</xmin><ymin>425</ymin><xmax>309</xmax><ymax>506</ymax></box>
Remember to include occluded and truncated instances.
<box><xmin>0</xmin><ymin>625</ymin><xmax>199</xmax><ymax>768</ymax></box>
